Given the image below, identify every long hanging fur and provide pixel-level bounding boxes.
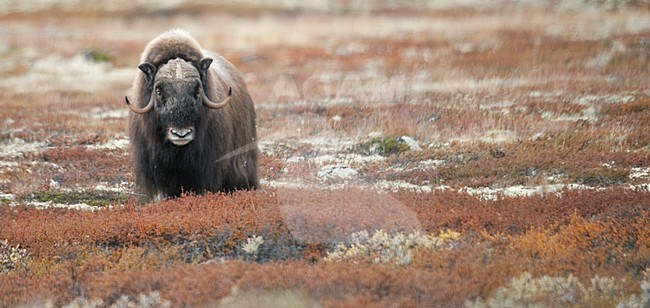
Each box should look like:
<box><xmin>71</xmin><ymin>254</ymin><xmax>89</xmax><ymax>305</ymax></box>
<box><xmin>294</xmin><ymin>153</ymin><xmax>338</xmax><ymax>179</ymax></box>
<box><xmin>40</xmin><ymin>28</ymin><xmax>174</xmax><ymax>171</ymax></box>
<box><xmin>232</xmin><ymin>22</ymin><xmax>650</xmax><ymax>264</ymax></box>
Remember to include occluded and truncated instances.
<box><xmin>128</xmin><ymin>29</ymin><xmax>259</xmax><ymax>200</ymax></box>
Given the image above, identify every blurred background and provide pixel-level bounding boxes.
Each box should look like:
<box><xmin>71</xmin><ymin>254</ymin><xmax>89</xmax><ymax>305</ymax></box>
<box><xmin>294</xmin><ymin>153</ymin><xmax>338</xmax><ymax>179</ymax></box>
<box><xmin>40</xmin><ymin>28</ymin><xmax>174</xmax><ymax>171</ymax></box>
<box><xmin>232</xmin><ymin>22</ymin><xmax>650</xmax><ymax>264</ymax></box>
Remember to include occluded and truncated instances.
<box><xmin>0</xmin><ymin>0</ymin><xmax>648</xmax><ymax>192</ymax></box>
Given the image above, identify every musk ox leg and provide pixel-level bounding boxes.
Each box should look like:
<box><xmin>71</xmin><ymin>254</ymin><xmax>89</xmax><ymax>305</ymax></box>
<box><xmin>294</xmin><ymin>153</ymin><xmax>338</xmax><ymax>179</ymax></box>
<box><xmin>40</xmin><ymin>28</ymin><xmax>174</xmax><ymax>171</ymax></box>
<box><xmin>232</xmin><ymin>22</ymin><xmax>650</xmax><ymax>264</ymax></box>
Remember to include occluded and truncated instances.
<box><xmin>227</xmin><ymin>156</ymin><xmax>259</xmax><ymax>191</ymax></box>
<box><xmin>247</xmin><ymin>174</ymin><xmax>260</xmax><ymax>190</ymax></box>
<box><xmin>246</xmin><ymin>158</ymin><xmax>260</xmax><ymax>189</ymax></box>
<box><xmin>153</xmin><ymin>192</ymin><xmax>164</xmax><ymax>203</ymax></box>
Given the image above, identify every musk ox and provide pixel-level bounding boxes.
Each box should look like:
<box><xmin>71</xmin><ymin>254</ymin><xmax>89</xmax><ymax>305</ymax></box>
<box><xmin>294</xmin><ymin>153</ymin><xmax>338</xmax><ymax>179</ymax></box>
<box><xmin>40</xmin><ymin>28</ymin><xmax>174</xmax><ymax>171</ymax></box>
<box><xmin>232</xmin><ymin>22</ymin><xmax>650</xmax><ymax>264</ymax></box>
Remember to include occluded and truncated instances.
<box><xmin>125</xmin><ymin>29</ymin><xmax>259</xmax><ymax>200</ymax></box>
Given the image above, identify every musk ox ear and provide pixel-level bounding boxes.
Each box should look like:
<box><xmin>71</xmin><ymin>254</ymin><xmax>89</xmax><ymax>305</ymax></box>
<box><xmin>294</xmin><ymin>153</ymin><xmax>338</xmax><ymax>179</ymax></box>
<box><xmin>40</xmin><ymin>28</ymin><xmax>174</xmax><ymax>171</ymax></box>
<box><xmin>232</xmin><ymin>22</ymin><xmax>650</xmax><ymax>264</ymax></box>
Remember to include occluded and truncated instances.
<box><xmin>125</xmin><ymin>62</ymin><xmax>157</xmax><ymax>114</ymax></box>
<box><xmin>197</xmin><ymin>57</ymin><xmax>230</xmax><ymax>109</ymax></box>
<box><xmin>199</xmin><ymin>57</ymin><xmax>213</xmax><ymax>71</ymax></box>
<box><xmin>138</xmin><ymin>62</ymin><xmax>156</xmax><ymax>83</ymax></box>
<box><xmin>197</xmin><ymin>57</ymin><xmax>213</xmax><ymax>99</ymax></box>
<box><xmin>138</xmin><ymin>62</ymin><xmax>157</xmax><ymax>95</ymax></box>
<box><xmin>198</xmin><ymin>57</ymin><xmax>213</xmax><ymax>86</ymax></box>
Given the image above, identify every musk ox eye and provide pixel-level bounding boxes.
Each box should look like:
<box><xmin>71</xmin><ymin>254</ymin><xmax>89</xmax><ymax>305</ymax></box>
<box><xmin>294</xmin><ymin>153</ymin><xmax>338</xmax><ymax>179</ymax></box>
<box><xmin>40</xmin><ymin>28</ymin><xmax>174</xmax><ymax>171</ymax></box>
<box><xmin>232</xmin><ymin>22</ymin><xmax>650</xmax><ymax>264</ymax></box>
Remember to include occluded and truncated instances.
<box><xmin>155</xmin><ymin>87</ymin><xmax>162</xmax><ymax>97</ymax></box>
<box><xmin>195</xmin><ymin>84</ymin><xmax>201</xmax><ymax>98</ymax></box>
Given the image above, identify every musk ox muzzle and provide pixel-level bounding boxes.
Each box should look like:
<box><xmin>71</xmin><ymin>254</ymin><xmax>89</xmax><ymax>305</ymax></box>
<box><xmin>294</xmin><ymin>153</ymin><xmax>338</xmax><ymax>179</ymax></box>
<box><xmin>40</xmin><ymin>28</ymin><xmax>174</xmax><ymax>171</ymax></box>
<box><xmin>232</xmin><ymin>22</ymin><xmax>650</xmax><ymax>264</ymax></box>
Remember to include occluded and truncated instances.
<box><xmin>167</xmin><ymin>127</ymin><xmax>194</xmax><ymax>146</ymax></box>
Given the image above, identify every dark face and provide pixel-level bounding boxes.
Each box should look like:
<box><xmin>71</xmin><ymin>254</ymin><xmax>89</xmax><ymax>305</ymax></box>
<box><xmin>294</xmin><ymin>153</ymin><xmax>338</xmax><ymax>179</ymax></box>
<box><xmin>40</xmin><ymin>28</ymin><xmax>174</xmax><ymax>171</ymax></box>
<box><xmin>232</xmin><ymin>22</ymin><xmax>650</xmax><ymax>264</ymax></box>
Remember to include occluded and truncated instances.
<box><xmin>126</xmin><ymin>57</ymin><xmax>229</xmax><ymax>145</ymax></box>
<box><xmin>154</xmin><ymin>78</ymin><xmax>203</xmax><ymax>146</ymax></box>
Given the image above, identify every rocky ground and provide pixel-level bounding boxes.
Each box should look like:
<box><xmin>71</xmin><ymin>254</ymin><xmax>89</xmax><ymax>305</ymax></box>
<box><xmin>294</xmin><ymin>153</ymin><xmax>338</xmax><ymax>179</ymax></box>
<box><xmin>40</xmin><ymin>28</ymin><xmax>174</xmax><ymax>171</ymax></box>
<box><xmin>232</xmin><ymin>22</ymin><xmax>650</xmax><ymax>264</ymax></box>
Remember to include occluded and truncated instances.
<box><xmin>1</xmin><ymin>1</ymin><xmax>649</xmax><ymax>307</ymax></box>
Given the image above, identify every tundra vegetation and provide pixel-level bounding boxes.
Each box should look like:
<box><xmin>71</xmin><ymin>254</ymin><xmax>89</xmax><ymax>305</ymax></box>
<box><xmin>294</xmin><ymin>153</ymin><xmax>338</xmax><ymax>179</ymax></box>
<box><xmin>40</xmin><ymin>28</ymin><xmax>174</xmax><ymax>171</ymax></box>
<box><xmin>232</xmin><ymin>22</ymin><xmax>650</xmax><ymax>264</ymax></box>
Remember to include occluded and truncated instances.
<box><xmin>0</xmin><ymin>1</ymin><xmax>649</xmax><ymax>306</ymax></box>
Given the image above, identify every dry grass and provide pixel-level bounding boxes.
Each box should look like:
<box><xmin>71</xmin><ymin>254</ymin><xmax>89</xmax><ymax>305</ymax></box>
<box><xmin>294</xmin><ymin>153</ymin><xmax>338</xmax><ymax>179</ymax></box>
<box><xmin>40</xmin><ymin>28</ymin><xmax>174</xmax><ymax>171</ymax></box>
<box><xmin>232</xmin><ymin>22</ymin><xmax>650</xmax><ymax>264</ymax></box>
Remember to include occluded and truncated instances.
<box><xmin>1</xmin><ymin>1</ymin><xmax>649</xmax><ymax>306</ymax></box>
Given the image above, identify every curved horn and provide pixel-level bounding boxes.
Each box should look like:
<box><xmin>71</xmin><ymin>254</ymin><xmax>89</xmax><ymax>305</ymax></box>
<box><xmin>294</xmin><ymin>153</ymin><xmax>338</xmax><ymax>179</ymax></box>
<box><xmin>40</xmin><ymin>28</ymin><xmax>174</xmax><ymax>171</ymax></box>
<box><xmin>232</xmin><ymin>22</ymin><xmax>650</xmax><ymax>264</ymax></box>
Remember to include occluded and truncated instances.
<box><xmin>203</xmin><ymin>87</ymin><xmax>232</xmax><ymax>110</ymax></box>
<box><xmin>125</xmin><ymin>62</ymin><xmax>157</xmax><ymax>114</ymax></box>
<box><xmin>125</xmin><ymin>94</ymin><xmax>154</xmax><ymax>114</ymax></box>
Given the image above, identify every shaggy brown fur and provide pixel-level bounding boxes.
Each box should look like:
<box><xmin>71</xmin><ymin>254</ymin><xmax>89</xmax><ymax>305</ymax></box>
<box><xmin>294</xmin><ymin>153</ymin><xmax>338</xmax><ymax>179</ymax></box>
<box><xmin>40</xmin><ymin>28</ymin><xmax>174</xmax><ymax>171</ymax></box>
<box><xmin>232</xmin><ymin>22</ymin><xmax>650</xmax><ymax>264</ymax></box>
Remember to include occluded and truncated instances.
<box><xmin>128</xmin><ymin>29</ymin><xmax>259</xmax><ymax>200</ymax></box>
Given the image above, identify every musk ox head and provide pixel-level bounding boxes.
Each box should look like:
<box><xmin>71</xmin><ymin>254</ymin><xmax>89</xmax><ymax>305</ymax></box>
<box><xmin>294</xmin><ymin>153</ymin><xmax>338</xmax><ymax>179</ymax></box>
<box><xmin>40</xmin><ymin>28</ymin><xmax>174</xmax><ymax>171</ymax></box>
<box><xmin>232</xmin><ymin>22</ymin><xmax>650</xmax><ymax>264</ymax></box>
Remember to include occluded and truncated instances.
<box><xmin>125</xmin><ymin>57</ymin><xmax>231</xmax><ymax>146</ymax></box>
